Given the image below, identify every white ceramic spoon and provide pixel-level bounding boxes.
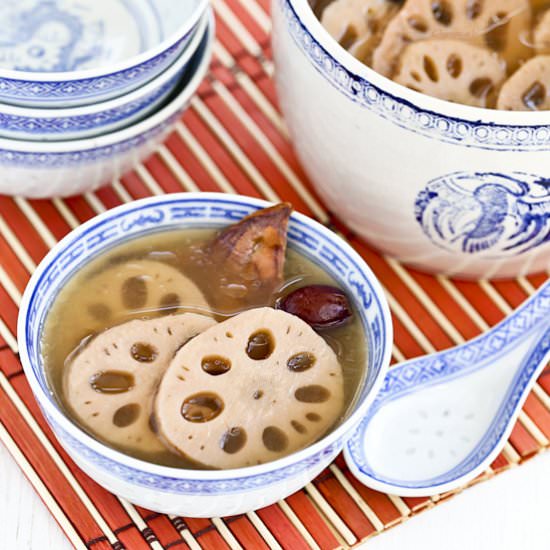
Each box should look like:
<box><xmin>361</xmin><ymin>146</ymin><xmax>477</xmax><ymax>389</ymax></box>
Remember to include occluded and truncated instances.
<box><xmin>344</xmin><ymin>280</ymin><xmax>550</xmax><ymax>496</ymax></box>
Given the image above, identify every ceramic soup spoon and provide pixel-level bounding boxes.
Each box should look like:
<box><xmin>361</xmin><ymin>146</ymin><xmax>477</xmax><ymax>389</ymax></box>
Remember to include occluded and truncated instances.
<box><xmin>344</xmin><ymin>281</ymin><xmax>550</xmax><ymax>496</ymax></box>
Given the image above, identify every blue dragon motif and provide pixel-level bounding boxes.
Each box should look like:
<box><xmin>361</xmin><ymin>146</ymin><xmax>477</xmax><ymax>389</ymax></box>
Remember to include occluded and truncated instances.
<box><xmin>415</xmin><ymin>172</ymin><xmax>550</xmax><ymax>257</ymax></box>
<box><xmin>0</xmin><ymin>0</ymin><xmax>104</xmax><ymax>72</ymax></box>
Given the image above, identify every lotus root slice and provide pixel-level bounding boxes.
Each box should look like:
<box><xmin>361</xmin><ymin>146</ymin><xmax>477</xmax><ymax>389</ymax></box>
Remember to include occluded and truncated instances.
<box><xmin>321</xmin><ymin>0</ymin><xmax>400</xmax><ymax>64</ymax></box>
<box><xmin>65</xmin><ymin>313</ymin><xmax>216</xmax><ymax>454</ymax></box>
<box><xmin>394</xmin><ymin>39</ymin><xmax>507</xmax><ymax>107</ymax></box>
<box><xmin>155</xmin><ymin>307</ymin><xmax>345</xmax><ymax>469</ymax></box>
<box><xmin>497</xmin><ymin>55</ymin><xmax>550</xmax><ymax>110</ymax></box>
<box><xmin>534</xmin><ymin>10</ymin><xmax>550</xmax><ymax>54</ymax></box>
<box><xmin>79</xmin><ymin>260</ymin><xmax>210</xmax><ymax>331</ymax></box>
<box><xmin>372</xmin><ymin>0</ymin><xmax>532</xmax><ymax>77</ymax></box>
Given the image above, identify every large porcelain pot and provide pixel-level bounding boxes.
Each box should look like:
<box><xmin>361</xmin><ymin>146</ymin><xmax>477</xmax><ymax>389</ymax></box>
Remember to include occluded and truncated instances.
<box><xmin>272</xmin><ymin>0</ymin><xmax>550</xmax><ymax>279</ymax></box>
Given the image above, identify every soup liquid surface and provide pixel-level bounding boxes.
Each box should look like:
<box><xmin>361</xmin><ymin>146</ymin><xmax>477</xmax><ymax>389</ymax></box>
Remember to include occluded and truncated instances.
<box><xmin>42</xmin><ymin>229</ymin><xmax>367</xmax><ymax>468</ymax></box>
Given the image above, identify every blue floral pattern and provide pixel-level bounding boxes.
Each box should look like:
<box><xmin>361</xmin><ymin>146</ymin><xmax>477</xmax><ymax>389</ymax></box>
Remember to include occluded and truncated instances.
<box><xmin>0</xmin><ymin>75</ymin><xmax>178</xmax><ymax>137</ymax></box>
<box><xmin>415</xmin><ymin>172</ymin><xmax>550</xmax><ymax>257</ymax></box>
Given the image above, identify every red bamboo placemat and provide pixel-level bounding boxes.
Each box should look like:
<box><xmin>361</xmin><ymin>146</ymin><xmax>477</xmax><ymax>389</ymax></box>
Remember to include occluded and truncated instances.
<box><xmin>1</xmin><ymin>1</ymin><xmax>549</xmax><ymax>548</ymax></box>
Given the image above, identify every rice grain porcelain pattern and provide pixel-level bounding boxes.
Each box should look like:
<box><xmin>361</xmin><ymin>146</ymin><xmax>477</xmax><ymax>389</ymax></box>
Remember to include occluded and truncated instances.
<box><xmin>0</xmin><ymin>0</ymin><xmax>208</xmax><ymax>107</ymax></box>
<box><xmin>0</xmin><ymin>13</ymin><xmax>208</xmax><ymax>142</ymax></box>
<box><xmin>345</xmin><ymin>281</ymin><xmax>550</xmax><ymax>496</ymax></box>
<box><xmin>271</xmin><ymin>0</ymin><xmax>550</xmax><ymax>278</ymax></box>
<box><xmin>17</xmin><ymin>194</ymin><xmax>392</xmax><ymax>517</ymax></box>
<box><xmin>0</xmin><ymin>14</ymin><xmax>214</xmax><ymax>199</ymax></box>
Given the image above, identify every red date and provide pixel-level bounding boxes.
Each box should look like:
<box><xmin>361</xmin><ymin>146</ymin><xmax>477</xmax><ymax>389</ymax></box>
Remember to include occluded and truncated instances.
<box><xmin>277</xmin><ymin>285</ymin><xmax>352</xmax><ymax>329</ymax></box>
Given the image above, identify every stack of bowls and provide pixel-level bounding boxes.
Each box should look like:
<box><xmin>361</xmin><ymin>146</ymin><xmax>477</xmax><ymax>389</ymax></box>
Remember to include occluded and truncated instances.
<box><xmin>0</xmin><ymin>0</ymin><xmax>213</xmax><ymax>198</ymax></box>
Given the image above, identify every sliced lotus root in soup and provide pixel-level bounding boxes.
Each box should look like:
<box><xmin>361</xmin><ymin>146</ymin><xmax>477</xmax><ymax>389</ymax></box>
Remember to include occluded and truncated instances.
<box><xmin>154</xmin><ymin>307</ymin><xmax>345</xmax><ymax>469</ymax></box>
<box><xmin>393</xmin><ymin>39</ymin><xmax>506</xmax><ymax>106</ymax></box>
<box><xmin>64</xmin><ymin>313</ymin><xmax>216</xmax><ymax>454</ymax></box>
<box><xmin>534</xmin><ymin>10</ymin><xmax>550</xmax><ymax>54</ymax></box>
<box><xmin>80</xmin><ymin>260</ymin><xmax>210</xmax><ymax>328</ymax></box>
<box><xmin>372</xmin><ymin>0</ymin><xmax>532</xmax><ymax>77</ymax></box>
<box><xmin>320</xmin><ymin>0</ymin><xmax>401</xmax><ymax>64</ymax></box>
<box><xmin>497</xmin><ymin>55</ymin><xmax>550</xmax><ymax>109</ymax></box>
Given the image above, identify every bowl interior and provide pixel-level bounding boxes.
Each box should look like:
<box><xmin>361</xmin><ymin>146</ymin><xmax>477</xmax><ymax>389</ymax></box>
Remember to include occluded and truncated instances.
<box><xmin>19</xmin><ymin>194</ymin><xmax>391</xmax><ymax>478</ymax></box>
<box><xmin>0</xmin><ymin>0</ymin><xmax>204</xmax><ymax>73</ymax></box>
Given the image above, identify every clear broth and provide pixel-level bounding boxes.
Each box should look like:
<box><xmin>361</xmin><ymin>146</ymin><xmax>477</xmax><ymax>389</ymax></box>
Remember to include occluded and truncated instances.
<box><xmin>42</xmin><ymin>228</ymin><xmax>367</xmax><ymax>468</ymax></box>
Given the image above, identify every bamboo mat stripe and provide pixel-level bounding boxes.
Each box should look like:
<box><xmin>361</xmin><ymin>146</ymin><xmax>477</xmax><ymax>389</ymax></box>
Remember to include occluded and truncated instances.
<box><xmin>0</xmin><ymin>1</ymin><xmax>549</xmax><ymax>548</ymax></box>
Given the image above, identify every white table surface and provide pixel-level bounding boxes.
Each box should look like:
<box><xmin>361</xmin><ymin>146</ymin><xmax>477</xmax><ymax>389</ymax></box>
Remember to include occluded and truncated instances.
<box><xmin>1</xmin><ymin>441</ymin><xmax>549</xmax><ymax>550</ymax></box>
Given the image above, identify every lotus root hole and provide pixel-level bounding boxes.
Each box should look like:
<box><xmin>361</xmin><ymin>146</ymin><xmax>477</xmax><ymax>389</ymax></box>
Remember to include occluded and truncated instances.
<box><xmin>295</xmin><ymin>385</ymin><xmax>331</xmax><ymax>403</ymax></box>
<box><xmin>90</xmin><ymin>371</ymin><xmax>134</xmax><ymax>394</ymax></box>
<box><xmin>407</xmin><ymin>15</ymin><xmax>429</xmax><ymax>33</ymax></box>
<box><xmin>246</xmin><ymin>330</ymin><xmax>275</xmax><ymax>360</ymax></box>
<box><xmin>306</xmin><ymin>412</ymin><xmax>322</xmax><ymax>422</ymax></box>
<box><xmin>130</xmin><ymin>342</ymin><xmax>158</xmax><ymax>363</ymax></box>
<box><xmin>262</xmin><ymin>426</ymin><xmax>289</xmax><ymax>452</ymax></box>
<box><xmin>226</xmin><ymin>331</ymin><xmax>234</xmax><ymax>338</ymax></box>
<box><xmin>287</xmin><ymin>352</ymin><xmax>316</xmax><ymax>372</ymax></box>
<box><xmin>159</xmin><ymin>293</ymin><xmax>180</xmax><ymax>312</ymax></box>
<box><xmin>149</xmin><ymin>413</ymin><xmax>158</xmax><ymax>433</ymax></box>
<box><xmin>446</xmin><ymin>54</ymin><xmax>462</xmax><ymax>78</ymax></box>
<box><xmin>484</xmin><ymin>13</ymin><xmax>508</xmax><ymax>52</ymax></box>
<box><xmin>522</xmin><ymin>81</ymin><xmax>546</xmax><ymax>110</ymax></box>
<box><xmin>88</xmin><ymin>303</ymin><xmax>111</xmax><ymax>322</ymax></box>
<box><xmin>337</xmin><ymin>24</ymin><xmax>359</xmax><ymax>50</ymax></box>
<box><xmin>432</xmin><ymin>1</ymin><xmax>453</xmax><ymax>26</ymax></box>
<box><xmin>253</xmin><ymin>390</ymin><xmax>264</xmax><ymax>400</ymax></box>
<box><xmin>92</xmin><ymin>412</ymin><xmax>99</xmax><ymax>417</ymax></box>
<box><xmin>423</xmin><ymin>55</ymin><xmax>439</xmax><ymax>82</ymax></box>
<box><xmin>291</xmin><ymin>420</ymin><xmax>307</xmax><ymax>434</ymax></box>
<box><xmin>220</xmin><ymin>427</ymin><xmax>247</xmax><ymax>454</ymax></box>
<box><xmin>113</xmin><ymin>403</ymin><xmax>141</xmax><ymax>428</ymax></box>
<box><xmin>469</xmin><ymin>77</ymin><xmax>494</xmax><ymax>99</ymax></box>
<box><xmin>466</xmin><ymin>0</ymin><xmax>482</xmax><ymax>19</ymax></box>
<box><xmin>201</xmin><ymin>355</ymin><xmax>232</xmax><ymax>376</ymax></box>
<box><xmin>181</xmin><ymin>392</ymin><xmax>224</xmax><ymax>423</ymax></box>
<box><xmin>411</xmin><ymin>71</ymin><xmax>421</xmax><ymax>82</ymax></box>
<box><xmin>121</xmin><ymin>276</ymin><xmax>148</xmax><ymax>309</ymax></box>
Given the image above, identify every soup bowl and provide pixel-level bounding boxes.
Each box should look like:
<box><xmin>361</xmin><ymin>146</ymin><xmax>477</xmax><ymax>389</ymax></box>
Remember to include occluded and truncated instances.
<box><xmin>18</xmin><ymin>193</ymin><xmax>392</xmax><ymax>517</ymax></box>
<box><xmin>0</xmin><ymin>13</ymin><xmax>213</xmax><ymax>199</ymax></box>
<box><xmin>0</xmin><ymin>12</ymin><xmax>209</xmax><ymax>142</ymax></box>
<box><xmin>0</xmin><ymin>0</ymin><xmax>208</xmax><ymax>108</ymax></box>
<box><xmin>272</xmin><ymin>0</ymin><xmax>550</xmax><ymax>279</ymax></box>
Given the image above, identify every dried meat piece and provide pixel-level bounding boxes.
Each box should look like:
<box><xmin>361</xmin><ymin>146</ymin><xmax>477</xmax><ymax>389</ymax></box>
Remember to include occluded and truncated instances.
<box><xmin>206</xmin><ymin>203</ymin><xmax>293</xmax><ymax>307</ymax></box>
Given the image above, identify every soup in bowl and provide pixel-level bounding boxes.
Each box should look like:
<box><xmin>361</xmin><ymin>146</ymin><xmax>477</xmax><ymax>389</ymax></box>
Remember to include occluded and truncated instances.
<box><xmin>272</xmin><ymin>0</ymin><xmax>550</xmax><ymax>279</ymax></box>
<box><xmin>18</xmin><ymin>193</ymin><xmax>392</xmax><ymax>517</ymax></box>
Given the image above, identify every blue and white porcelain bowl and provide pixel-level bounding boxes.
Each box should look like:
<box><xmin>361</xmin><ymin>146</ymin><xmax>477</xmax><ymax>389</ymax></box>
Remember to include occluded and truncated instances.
<box><xmin>0</xmin><ymin>0</ymin><xmax>208</xmax><ymax>108</ymax></box>
<box><xmin>17</xmin><ymin>193</ymin><xmax>392</xmax><ymax>517</ymax></box>
<box><xmin>0</xmin><ymin>13</ymin><xmax>209</xmax><ymax>142</ymax></box>
<box><xmin>0</xmin><ymin>14</ymin><xmax>214</xmax><ymax>199</ymax></box>
<box><xmin>272</xmin><ymin>0</ymin><xmax>550</xmax><ymax>279</ymax></box>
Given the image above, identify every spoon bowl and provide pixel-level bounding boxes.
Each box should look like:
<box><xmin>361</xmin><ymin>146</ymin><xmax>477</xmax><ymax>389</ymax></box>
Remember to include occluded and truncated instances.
<box><xmin>345</xmin><ymin>281</ymin><xmax>550</xmax><ymax>496</ymax></box>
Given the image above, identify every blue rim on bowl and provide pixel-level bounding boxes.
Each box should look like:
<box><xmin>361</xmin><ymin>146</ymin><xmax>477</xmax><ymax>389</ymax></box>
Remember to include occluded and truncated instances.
<box><xmin>0</xmin><ymin>0</ymin><xmax>209</xmax><ymax>107</ymax></box>
<box><xmin>17</xmin><ymin>193</ymin><xmax>393</xmax><ymax>494</ymax></box>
